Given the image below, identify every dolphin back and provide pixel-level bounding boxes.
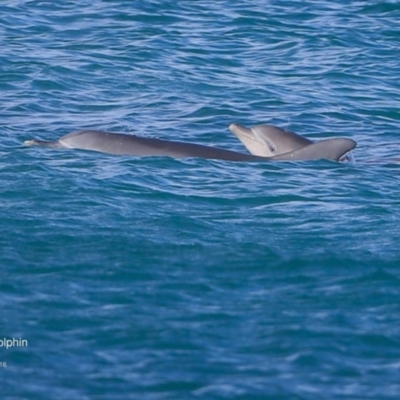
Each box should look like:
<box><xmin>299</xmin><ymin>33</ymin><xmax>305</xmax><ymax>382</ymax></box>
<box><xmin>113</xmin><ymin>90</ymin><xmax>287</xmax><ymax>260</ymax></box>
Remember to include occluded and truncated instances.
<box><xmin>270</xmin><ymin>138</ymin><xmax>357</xmax><ymax>161</ymax></box>
<box><xmin>26</xmin><ymin>130</ymin><xmax>264</xmax><ymax>161</ymax></box>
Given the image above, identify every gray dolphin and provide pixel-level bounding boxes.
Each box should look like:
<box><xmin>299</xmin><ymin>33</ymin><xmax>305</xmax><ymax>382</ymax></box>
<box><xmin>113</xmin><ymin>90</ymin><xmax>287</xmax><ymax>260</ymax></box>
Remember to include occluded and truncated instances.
<box><xmin>24</xmin><ymin>125</ymin><xmax>356</xmax><ymax>162</ymax></box>
<box><xmin>230</xmin><ymin>123</ymin><xmax>357</xmax><ymax>161</ymax></box>
<box><xmin>24</xmin><ymin>130</ymin><xmax>264</xmax><ymax>162</ymax></box>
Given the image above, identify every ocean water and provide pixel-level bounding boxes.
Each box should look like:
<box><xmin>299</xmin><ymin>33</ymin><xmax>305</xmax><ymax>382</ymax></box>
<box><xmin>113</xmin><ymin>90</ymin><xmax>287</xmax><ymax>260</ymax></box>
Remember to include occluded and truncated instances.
<box><xmin>1</xmin><ymin>1</ymin><xmax>400</xmax><ymax>399</ymax></box>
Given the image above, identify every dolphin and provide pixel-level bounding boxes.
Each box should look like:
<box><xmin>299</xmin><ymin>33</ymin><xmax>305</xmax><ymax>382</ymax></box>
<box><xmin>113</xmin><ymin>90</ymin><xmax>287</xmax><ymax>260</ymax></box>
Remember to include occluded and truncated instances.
<box><xmin>229</xmin><ymin>123</ymin><xmax>357</xmax><ymax>161</ymax></box>
<box><xmin>24</xmin><ymin>130</ymin><xmax>264</xmax><ymax>162</ymax></box>
<box><xmin>24</xmin><ymin>125</ymin><xmax>357</xmax><ymax>162</ymax></box>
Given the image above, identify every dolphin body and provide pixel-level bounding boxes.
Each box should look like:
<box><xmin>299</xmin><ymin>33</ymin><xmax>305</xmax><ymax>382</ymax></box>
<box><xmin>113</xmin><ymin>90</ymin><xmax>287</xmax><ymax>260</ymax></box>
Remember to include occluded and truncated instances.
<box><xmin>24</xmin><ymin>124</ymin><xmax>357</xmax><ymax>162</ymax></box>
<box><xmin>24</xmin><ymin>130</ymin><xmax>263</xmax><ymax>161</ymax></box>
<box><xmin>229</xmin><ymin>123</ymin><xmax>357</xmax><ymax>161</ymax></box>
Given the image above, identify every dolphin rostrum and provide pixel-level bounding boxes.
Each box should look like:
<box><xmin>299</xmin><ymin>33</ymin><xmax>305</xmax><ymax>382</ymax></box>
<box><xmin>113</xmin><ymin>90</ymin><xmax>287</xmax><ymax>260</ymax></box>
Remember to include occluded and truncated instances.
<box><xmin>229</xmin><ymin>123</ymin><xmax>356</xmax><ymax>161</ymax></box>
<box><xmin>24</xmin><ymin>125</ymin><xmax>357</xmax><ymax>162</ymax></box>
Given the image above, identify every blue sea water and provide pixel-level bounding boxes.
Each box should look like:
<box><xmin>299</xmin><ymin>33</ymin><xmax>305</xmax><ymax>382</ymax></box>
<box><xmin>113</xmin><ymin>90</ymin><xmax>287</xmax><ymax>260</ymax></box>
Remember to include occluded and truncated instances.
<box><xmin>1</xmin><ymin>0</ymin><xmax>400</xmax><ymax>398</ymax></box>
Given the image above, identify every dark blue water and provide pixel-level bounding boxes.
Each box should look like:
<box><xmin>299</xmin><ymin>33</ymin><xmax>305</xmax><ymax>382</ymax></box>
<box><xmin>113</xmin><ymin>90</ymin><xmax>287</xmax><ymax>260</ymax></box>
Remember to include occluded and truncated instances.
<box><xmin>1</xmin><ymin>1</ymin><xmax>400</xmax><ymax>399</ymax></box>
